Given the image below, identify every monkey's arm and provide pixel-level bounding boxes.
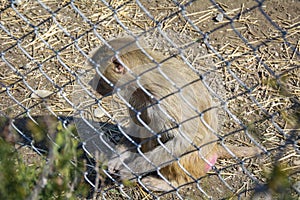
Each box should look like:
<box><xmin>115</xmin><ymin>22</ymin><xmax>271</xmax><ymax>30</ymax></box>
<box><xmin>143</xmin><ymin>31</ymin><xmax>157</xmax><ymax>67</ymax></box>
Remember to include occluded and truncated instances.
<box><xmin>109</xmin><ymin>134</ymin><xmax>193</xmax><ymax>179</ymax></box>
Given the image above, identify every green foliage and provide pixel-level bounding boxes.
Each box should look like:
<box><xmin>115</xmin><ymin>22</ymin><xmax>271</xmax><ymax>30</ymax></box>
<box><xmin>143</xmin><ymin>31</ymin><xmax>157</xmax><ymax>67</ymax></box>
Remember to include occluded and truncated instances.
<box><xmin>0</xmin><ymin>139</ymin><xmax>41</xmax><ymax>199</ymax></box>
<box><xmin>0</xmin><ymin>119</ymin><xmax>89</xmax><ymax>199</ymax></box>
<box><xmin>39</xmin><ymin>124</ymin><xmax>89</xmax><ymax>200</ymax></box>
<box><xmin>253</xmin><ymin>164</ymin><xmax>297</xmax><ymax>200</ymax></box>
<box><xmin>267</xmin><ymin>164</ymin><xmax>291</xmax><ymax>195</ymax></box>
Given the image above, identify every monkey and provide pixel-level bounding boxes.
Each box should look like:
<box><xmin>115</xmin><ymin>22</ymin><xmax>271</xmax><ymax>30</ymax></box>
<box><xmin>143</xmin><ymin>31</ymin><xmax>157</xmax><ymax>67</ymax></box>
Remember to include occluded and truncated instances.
<box><xmin>88</xmin><ymin>36</ymin><xmax>262</xmax><ymax>191</ymax></box>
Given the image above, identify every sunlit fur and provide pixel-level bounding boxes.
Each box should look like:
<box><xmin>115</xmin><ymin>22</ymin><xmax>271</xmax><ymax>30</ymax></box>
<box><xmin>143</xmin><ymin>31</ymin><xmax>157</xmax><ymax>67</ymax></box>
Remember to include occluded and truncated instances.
<box><xmin>90</xmin><ymin>38</ymin><xmax>260</xmax><ymax>191</ymax></box>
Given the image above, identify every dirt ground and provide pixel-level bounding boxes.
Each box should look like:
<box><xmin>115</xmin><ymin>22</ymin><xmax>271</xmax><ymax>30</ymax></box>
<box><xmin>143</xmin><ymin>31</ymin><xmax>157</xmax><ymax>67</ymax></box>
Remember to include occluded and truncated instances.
<box><xmin>0</xmin><ymin>0</ymin><xmax>299</xmax><ymax>199</ymax></box>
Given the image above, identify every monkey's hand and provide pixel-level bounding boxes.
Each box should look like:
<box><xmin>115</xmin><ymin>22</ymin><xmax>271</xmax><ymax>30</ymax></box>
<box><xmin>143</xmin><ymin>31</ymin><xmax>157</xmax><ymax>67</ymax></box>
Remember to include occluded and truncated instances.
<box><xmin>108</xmin><ymin>150</ymin><xmax>137</xmax><ymax>178</ymax></box>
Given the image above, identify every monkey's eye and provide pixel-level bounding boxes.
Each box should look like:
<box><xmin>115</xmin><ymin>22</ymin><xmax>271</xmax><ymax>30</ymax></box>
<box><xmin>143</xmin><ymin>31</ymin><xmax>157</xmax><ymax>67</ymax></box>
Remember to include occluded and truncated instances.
<box><xmin>112</xmin><ymin>57</ymin><xmax>125</xmax><ymax>74</ymax></box>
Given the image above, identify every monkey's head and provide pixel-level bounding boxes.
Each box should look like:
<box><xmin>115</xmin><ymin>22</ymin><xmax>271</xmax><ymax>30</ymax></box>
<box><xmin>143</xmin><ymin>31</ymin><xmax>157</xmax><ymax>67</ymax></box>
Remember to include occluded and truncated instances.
<box><xmin>88</xmin><ymin>37</ymin><xmax>150</xmax><ymax>95</ymax></box>
<box><xmin>88</xmin><ymin>37</ymin><xmax>156</xmax><ymax>96</ymax></box>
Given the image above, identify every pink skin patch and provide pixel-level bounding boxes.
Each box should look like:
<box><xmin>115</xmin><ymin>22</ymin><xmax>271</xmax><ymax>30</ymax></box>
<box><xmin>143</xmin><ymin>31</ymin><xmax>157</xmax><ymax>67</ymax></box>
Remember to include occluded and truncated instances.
<box><xmin>204</xmin><ymin>153</ymin><xmax>218</xmax><ymax>172</ymax></box>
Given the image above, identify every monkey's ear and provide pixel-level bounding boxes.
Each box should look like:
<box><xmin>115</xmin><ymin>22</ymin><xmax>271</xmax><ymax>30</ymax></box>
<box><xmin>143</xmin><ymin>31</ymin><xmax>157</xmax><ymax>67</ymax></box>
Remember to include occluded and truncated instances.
<box><xmin>112</xmin><ymin>57</ymin><xmax>126</xmax><ymax>74</ymax></box>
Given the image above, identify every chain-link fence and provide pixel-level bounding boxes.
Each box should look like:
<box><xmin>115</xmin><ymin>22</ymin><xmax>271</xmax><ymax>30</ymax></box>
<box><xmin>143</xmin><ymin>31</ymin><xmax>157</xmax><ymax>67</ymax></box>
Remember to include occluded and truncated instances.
<box><xmin>0</xmin><ymin>0</ymin><xmax>299</xmax><ymax>199</ymax></box>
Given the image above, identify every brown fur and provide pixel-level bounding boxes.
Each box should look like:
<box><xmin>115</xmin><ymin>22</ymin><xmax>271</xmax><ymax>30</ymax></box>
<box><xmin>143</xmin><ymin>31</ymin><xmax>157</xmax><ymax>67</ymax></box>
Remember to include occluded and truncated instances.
<box><xmin>89</xmin><ymin>37</ymin><xmax>261</xmax><ymax>191</ymax></box>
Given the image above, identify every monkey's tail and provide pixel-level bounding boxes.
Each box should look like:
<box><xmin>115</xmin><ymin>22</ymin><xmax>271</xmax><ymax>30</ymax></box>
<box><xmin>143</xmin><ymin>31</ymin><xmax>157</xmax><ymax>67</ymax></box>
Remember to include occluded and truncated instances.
<box><xmin>217</xmin><ymin>145</ymin><xmax>262</xmax><ymax>159</ymax></box>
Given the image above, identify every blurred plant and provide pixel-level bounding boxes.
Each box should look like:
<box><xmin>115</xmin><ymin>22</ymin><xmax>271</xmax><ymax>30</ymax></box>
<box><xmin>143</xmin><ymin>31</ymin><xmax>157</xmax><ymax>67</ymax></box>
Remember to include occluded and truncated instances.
<box><xmin>0</xmin><ymin>116</ymin><xmax>89</xmax><ymax>199</ymax></box>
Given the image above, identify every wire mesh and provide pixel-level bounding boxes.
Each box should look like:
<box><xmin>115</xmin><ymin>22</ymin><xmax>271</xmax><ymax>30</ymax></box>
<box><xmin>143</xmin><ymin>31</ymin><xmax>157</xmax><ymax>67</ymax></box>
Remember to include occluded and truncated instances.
<box><xmin>0</xmin><ymin>0</ymin><xmax>299</xmax><ymax>199</ymax></box>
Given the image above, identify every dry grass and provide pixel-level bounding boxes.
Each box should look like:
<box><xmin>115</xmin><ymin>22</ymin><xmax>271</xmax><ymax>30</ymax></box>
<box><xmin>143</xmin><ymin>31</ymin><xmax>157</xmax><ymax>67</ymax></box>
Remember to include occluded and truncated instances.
<box><xmin>0</xmin><ymin>0</ymin><xmax>299</xmax><ymax>199</ymax></box>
